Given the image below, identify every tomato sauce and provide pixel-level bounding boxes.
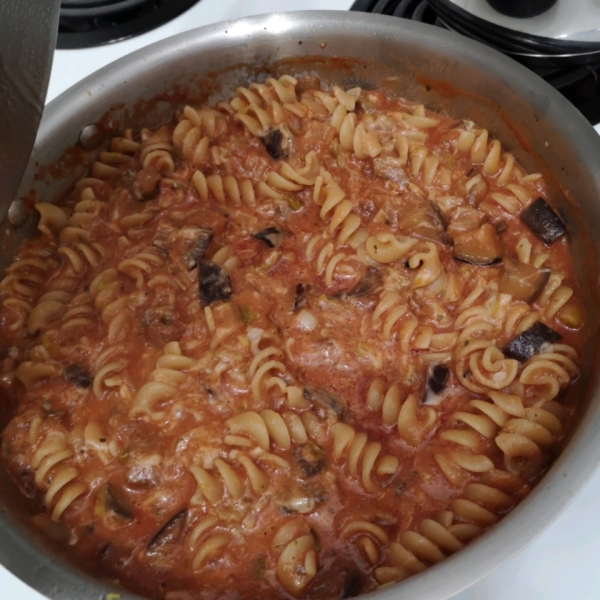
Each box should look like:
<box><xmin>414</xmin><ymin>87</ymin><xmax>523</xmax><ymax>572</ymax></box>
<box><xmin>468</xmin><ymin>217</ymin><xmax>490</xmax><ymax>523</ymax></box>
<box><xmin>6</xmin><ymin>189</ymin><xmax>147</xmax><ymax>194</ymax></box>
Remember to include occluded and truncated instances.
<box><xmin>0</xmin><ymin>76</ymin><xmax>586</xmax><ymax>599</ymax></box>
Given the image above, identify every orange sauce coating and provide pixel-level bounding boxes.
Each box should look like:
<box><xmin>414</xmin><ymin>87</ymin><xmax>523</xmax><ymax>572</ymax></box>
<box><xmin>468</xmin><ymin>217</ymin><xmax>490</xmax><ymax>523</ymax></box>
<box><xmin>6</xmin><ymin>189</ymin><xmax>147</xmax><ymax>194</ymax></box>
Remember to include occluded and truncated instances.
<box><xmin>0</xmin><ymin>77</ymin><xmax>585</xmax><ymax>599</ymax></box>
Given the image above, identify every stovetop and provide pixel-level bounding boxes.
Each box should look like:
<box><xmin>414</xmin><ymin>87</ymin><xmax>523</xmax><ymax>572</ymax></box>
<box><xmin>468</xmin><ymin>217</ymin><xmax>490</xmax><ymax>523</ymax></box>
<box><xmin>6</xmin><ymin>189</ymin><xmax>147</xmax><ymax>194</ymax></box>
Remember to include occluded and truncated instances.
<box><xmin>4</xmin><ymin>1</ymin><xmax>600</xmax><ymax>599</ymax></box>
<box><xmin>351</xmin><ymin>0</ymin><xmax>600</xmax><ymax>124</ymax></box>
<box><xmin>58</xmin><ymin>0</ymin><xmax>201</xmax><ymax>48</ymax></box>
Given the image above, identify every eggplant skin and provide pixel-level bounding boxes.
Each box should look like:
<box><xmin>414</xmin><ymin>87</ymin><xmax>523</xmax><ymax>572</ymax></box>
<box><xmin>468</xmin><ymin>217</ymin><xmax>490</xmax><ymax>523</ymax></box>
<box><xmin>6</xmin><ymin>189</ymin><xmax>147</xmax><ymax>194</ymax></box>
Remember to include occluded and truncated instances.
<box><xmin>345</xmin><ymin>267</ymin><xmax>382</xmax><ymax>298</ymax></box>
<box><xmin>428</xmin><ymin>364</ymin><xmax>450</xmax><ymax>395</ymax></box>
<box><xmin>261</xmin><ymin>129</ymin><xmax>287</xmax><ymax>159</ymax></box>
<box><xmin>503</xmin><ymin>321</ymin><xmax>562</xmax><ymax>362</ymax></box>
<box><xmin>303</xmin><ymin>386</ymin><xmax>345</xmax><ymax>418</ymax></box>
<box><xmin>184</xmin><ymin>227</ymin><xmax>214</xmax><ymax>269</ymax></box>
<box><xmin>293</xmin><ymin>442</ymin><xmax>326</xmax><ymax>477</ymax></box>
<box><xmin>498</xmin><ymin>259</ymin><xmax>550</xmax><ymax>303</ymax></box>
<box><xmin>105</xmin><ymin>484</ymin><xmax>134</xmax><ymax>520</ymax></box>
<box><xmin>293</xmin><ymin>283</ymin><xmax>309</xmax><ymax>311</ymax></box>
<box><xmin>147</xmin><ymin>509</ymin><xmax>187</xmax><ymax>551</ymax></box>
<box><xmin>253</xmin><ymin>227</ymin><xmax>282</xmax><ymax>248</ymax></box>
<box><xmin>132</xmin><ymin>167</ymin><xmax>161</xmax><ymax>202</ymax></box>
<box><xmin>329</xmin><ymin>267</ymin><xmax>382</xmax><ymax>301</ymax></box>
<box><xmin>199</xmin><ymin>260</ymin><xmax>232</xmax><ymax>305</ymax></box>
<box><xmin>453</xmin><ymin>223</ymin><xmax>503</xmax><ymax>265</ymax></box>
<box><xmin>63</xmin><ymin>364</ymin><xmax>92</xmax><ymax>388</ymax></box>
<box><xmin>423</xmin><ymin>363</ymin><xmax>450</xmax><ymax>406</ymax></box>
<box><xmin>373</xmin><ymin>156</ymin><xmax>408</xmax><ymax>185</ymax></box>
<box><xmin>520</xmin><ymin>198</ymin><xmax>566</xmax><ymax>245</ymax></box>
<box><xmin>341</xmin><ymin>572</ymin><xmax>362</xmax><ymax>598</ymax></box>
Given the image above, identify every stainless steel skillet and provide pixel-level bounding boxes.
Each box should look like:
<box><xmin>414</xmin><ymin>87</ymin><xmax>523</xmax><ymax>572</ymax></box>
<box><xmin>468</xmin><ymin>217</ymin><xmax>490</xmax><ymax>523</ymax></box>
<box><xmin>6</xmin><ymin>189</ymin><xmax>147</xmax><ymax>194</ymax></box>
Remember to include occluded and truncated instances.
<box><xmin>1</xmin><ymin>10</ymin><xmax>600</xmax><ymax>600</ymax></box>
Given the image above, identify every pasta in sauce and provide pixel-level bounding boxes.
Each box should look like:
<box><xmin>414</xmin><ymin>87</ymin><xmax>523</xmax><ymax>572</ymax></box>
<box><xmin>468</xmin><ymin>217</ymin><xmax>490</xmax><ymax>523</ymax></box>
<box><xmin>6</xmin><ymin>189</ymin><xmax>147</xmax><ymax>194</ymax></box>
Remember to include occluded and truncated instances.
<box><xmin>0</xmin><ymin>74</ymin><xmax>585</xmax><ymax>600</ymax></box>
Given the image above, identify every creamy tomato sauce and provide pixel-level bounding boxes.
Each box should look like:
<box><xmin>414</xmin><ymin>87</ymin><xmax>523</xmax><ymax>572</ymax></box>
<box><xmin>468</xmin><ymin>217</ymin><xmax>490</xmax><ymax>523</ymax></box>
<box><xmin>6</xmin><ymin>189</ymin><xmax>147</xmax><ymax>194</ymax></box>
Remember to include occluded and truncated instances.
<box><xmin>0</xmin><ymin>75</ymin><xmax>585</xmax><ymax>600</ymax></box>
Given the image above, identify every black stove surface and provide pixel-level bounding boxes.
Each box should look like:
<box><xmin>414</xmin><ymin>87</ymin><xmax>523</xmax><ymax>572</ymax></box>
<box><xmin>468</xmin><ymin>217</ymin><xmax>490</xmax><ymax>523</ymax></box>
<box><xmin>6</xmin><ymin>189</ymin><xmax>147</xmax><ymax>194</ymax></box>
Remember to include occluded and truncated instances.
<box><xmin>58</xmin><ymin>0</ymin><xmax>201</xmax><ymax>49</ymax></box>
<box><xmin>351</xmin><ymin>0</ymin><xmax>600</xmax><ymax>124</ymax></box>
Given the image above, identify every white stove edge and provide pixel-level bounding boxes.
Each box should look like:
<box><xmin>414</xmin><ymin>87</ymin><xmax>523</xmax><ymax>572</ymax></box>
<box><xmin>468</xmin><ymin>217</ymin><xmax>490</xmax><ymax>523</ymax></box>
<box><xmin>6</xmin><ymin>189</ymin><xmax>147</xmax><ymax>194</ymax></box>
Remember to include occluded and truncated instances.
<box><xmin>448</xmin><ymin>0</ymin><xmax>600</xmax><ymax>44</ymax></box>
<box><xmin>3</xmin><ymin>1</ymin><xmax>600</xmax><ymax>598</ymax></box>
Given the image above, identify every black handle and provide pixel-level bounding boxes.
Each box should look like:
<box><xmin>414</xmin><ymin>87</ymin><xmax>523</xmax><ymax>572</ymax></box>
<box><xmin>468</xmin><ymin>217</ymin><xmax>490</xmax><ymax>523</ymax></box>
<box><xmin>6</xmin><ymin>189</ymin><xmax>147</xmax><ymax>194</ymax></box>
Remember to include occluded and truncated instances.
<box><xmin>0</xmin><ymin>0</ymin><xmax>61</xmax><ymax>220</ymax></box>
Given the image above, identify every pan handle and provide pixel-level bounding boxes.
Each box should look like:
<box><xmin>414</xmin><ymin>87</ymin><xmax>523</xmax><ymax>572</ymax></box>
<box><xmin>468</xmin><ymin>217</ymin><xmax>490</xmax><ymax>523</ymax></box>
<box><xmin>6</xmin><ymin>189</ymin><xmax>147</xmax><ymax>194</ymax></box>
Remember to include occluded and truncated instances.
<box><xmin>0</xmin><ymin>0</ymin><xmax>61</xmax><ymax>224</ymax></box>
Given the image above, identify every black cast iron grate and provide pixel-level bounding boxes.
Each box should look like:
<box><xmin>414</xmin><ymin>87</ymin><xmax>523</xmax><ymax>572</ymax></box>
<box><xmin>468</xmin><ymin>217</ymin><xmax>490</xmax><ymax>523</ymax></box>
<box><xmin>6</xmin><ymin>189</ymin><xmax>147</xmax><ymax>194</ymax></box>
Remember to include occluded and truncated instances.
<box><xmin>350</xmin><ymin>0</ymin><xmax>600</xmax><ymax>124</ymax></box>
<box><xmin>58</xmin><ymin>0</ymin><xmax>201</xmax><ymax>49</ymax></box>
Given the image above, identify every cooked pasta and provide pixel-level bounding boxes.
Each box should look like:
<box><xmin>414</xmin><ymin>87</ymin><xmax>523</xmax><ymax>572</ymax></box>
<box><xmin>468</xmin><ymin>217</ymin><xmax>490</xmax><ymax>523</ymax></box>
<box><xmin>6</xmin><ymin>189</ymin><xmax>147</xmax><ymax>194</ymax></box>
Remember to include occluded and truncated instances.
<box><xmin>0</xmin><ymin>74</ymin><xmax>585</xmax><ymax>600</ymax></box>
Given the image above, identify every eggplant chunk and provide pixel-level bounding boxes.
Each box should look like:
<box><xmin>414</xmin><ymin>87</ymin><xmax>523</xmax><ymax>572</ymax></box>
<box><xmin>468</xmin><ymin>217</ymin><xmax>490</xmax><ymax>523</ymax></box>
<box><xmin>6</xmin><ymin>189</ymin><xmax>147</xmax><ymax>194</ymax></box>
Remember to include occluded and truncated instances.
<box><xmin>63</xmin><ymin>364</ymin><xmax>92</xmax><ymax>388</ymax></box>
<box><xmin>147</xmin><ymin>509</ymin><xmax>187</xmax><ymax>551</ymax></box>
<box><xmin>253</xmin><ymin>227</ymin><xmax>282</xmax><ymax>248</ymax></box>
<box><xmin>495</xmin><ymin>220</ymin><xmax>508</xmax><ymax>234</ymax></box>
<box><xmin>373</xmin><ymin>156</ymin><xmax>408</xmax><ymax>185</ymax></box>
<box><xmin>105</xmin><ymin>484</ymin><xmax>134</xmax><ymax>520</ymax></box>
<box><xmin>199</xmin><ymin>260</ymin><xmax>232</xmax><ymax>305</ymax></box>
<box><xmin>466</xmin><ymin>176</ymin><xmax>488</xmax><ymax>207</ymax></box>
<box><xmin>293</xmin><ymin>283</ymin><xmax>310</xmax><ymax>311</ymax></box>
<box><xmin>400</xmin><ymin>206</ymin><xmax>444</xmax><ymax>242</ymax></box>
<box><xmin>181</xmin><ymin>226</ymin><xmax>213</xmax><ymax>269</ymax></box>
<box><xmin>453</xmin><ymin>223</ymin><xmax>503</xmax><ymax>265</ymax></box>
<box><xmin>498</xmin><ymin>259</ymin><xmax>550</xmax><ymax>303</ymax></box>
<box><xmin>293</xmin><ymin>442</ymin><xmax>326</xmax><ymax>477</ymax></box>
<box><xmin>423</xmin><ymin>363</ymin><xmax>450</xmax><ymax>406</ymax></box>
<box><xmin>329</xmin><ymin>267</ymin><xmax>382</xmax><ymax>300</ymax></box>
<box><xmin>342</xmin><ymin>572</ymin><xmax>362</xmax><ymax>598</ymax></box>
<box><xmin>503</xmin><ymin>321</ymin><xmax>562</xmax><ymax>362</ymax></box>
<box><xmin>132</xmin><ymin>167</ymin><xmax>161</xmax><ymax>202</ymax></box>
<box><xmin>261</xmin><ymin>129</ymin><xmax>288</xmax><ymax>159</ymax></box>
<box><xmin>445</xmin><ymin>208</ymin><xmax>487</xmax><ymax>239</ymax></box>
<box><xmin>347</xmin><ymin>267</ymin><xmax>382</xmax><ymax>297</ymax></box>
<box><xmin>304</xmin><ymin>386</ymin><xmax>345</xmax><ymax>418</ymax></box>
<box><xmin>521</xmin><ymin>197</ymin><xmax>566</xmax><ymax>245</ymax></box>
<box><xmin>152</xmin><ymin>222</ymin><xmax>174</xmax><ymax>256</ymax></box>
<box><xmin>428</xmin><ymin>364</ymin><xmax>450</xmax><ymax>395</ymax></box>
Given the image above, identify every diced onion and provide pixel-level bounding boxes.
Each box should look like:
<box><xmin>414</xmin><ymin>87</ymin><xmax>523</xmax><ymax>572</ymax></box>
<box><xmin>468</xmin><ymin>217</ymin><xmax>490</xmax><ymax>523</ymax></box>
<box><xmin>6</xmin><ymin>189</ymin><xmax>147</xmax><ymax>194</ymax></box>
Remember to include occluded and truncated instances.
<box><xmin>295</xmin><ymin>309</ymin><xmax>318</xmax><ymax>332</ymax></box>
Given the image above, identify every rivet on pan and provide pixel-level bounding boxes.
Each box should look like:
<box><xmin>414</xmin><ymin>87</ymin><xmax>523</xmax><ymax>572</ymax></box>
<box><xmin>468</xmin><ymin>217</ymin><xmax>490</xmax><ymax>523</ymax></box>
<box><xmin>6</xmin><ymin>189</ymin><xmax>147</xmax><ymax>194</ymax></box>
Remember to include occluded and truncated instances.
<box><xmin>79</xmin><ymin>124</ymin><xmax>103</xmax><ymax>151</ymax></box>
<box><xmin>7</xmin><ymin>198</ymin><xmax>28</xmax><ymax>228</ymax></box>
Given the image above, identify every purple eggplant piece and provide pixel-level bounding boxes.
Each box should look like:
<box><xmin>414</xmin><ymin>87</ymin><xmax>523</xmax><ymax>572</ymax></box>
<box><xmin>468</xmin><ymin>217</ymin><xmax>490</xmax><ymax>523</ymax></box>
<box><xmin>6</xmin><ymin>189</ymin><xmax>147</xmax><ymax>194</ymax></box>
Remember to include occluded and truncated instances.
<box><xmin>498</xmin><ymin>259</ymin><xmax>550</xmax><ymax>303</ymax></box>
<box><xmin>423</xmin><ymin>363</ymin><xmax>450</xmax><ymax>406</ymax></box>
<box><xmin>342</xmin><ymin>572</ymin><xmax>362</xmax><ymax>598</ymax></box>
<box><xmin>347</xmin><ymin>267</ymin><xmax>382</xmax><ymax>297</ymax></box>
<box><xmin>503</xmin><ymin>321</ymin><xmax>562</xmax><ymax>362</ymax></box>
<box><xmin>293</xmin><ymin>283</ymin><xmax>310</xmax><ymax>311</ymax></box>
<box><xmin>293</xmin><ymin>442</ymin><xmax>326</xmax><ymax>477</ymax></box>
<box><xmin>199</xmin><ymin>260</ymin><xmax>232</xmax><ymax>305</ymax></box>
<box><xmin>152</xmin><ymin>223</ymin><xmax>172</xmax><ymax>256</ymax></box>
<box><xmin>304</xmin><ymin>386</ymin><xmax>345</xmax><ymax>418</ymax></box>
<box><xmin>184</xmin><ymin>227</ymin><xmax>213</xmax><ymax>269</ymax></box>
<box><xmin>329</xmin><ymin>267</ymin><xmax>382</xmax><ymax>301</ymax></box>
<box><xmin>106</xmin><ymin>484</ymin><xmax>133</xmax><ymax>520</ymax></box>
<box><xmin>428</xmin><ymin>364</ymin><xmax>449</xmax><ymax>395</ymax></box>
<box><xmin>63</xmin><ymin>364</ymin><xmax>92</xmax><ymax>388</ymax></box>
<box><xmin>132</xmin><ymin>167</ymin><xmax>161</xmax><ymax>202</ymax></box>
<box><xmin>147</xmin><ymin>509</ymin><xmax>186</xmax><ymax>550</ymax></box>
<box><xmin>262</xmin><ymin>129</ymin><xmax>287</xmax><ymax>159</ymax></box>
<box><xmin>521</xmin><ymin>197</ymin><xmax>566</xmax><ymax>245</ymax></box>
<box><xmin>253</xmin><ymin>227</ymin><xmax>282</xmax><ymax>248</ymax></box>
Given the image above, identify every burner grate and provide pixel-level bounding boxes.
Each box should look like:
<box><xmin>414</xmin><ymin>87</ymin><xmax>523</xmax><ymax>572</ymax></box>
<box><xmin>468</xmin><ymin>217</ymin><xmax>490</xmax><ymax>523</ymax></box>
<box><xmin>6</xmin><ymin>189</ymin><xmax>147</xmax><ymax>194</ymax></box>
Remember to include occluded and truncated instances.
<box><xmin>58</xmin><ymin>0</ymin><xmax>201</xmax><ymax>49</ymax></box>
<box><xmin>61</xmin><ymin>0</ymin><xmax>151</xmax><ymax>18</ymax></box>
<box><xmin>351</xmin><ymin>0</ymin><xmax>600</xmax><ymax>124</ymax></box>
<box><xmin>352</xmin><ymin>0</ymin><xmax>437</xmax><ymax>21</ymax></box>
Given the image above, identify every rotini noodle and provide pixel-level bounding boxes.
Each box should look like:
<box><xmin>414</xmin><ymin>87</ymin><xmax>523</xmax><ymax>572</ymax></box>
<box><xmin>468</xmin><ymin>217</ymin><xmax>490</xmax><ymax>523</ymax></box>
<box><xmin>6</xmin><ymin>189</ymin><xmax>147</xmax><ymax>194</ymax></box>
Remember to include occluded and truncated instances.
<box><xmin>0</xmin><ymin>74</ymin><xmax>585</xmax><ymax>600</ymax></box>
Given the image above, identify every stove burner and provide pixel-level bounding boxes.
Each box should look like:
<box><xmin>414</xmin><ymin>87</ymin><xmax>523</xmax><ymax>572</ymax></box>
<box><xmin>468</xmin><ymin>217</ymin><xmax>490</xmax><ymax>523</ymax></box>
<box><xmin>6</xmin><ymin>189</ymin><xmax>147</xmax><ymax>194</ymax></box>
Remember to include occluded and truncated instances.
<box><xmin>58</xmin><ymin>0</ymin><xmax>201</xmax><ymax>49</ymax></box>
<box><xmin>351</xmin><ymin>0</ymin><xmax>436</xmax><ymax>20</ymax></box>
<box><xmin>61</xmin><ymin>1</ymin><xmax>151</xmax><ymax>18</ymax></box>
<box><xmin>351</xmin><ymin>0</ymin><xmax>600</xmax><ymax>124</ymax></box>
